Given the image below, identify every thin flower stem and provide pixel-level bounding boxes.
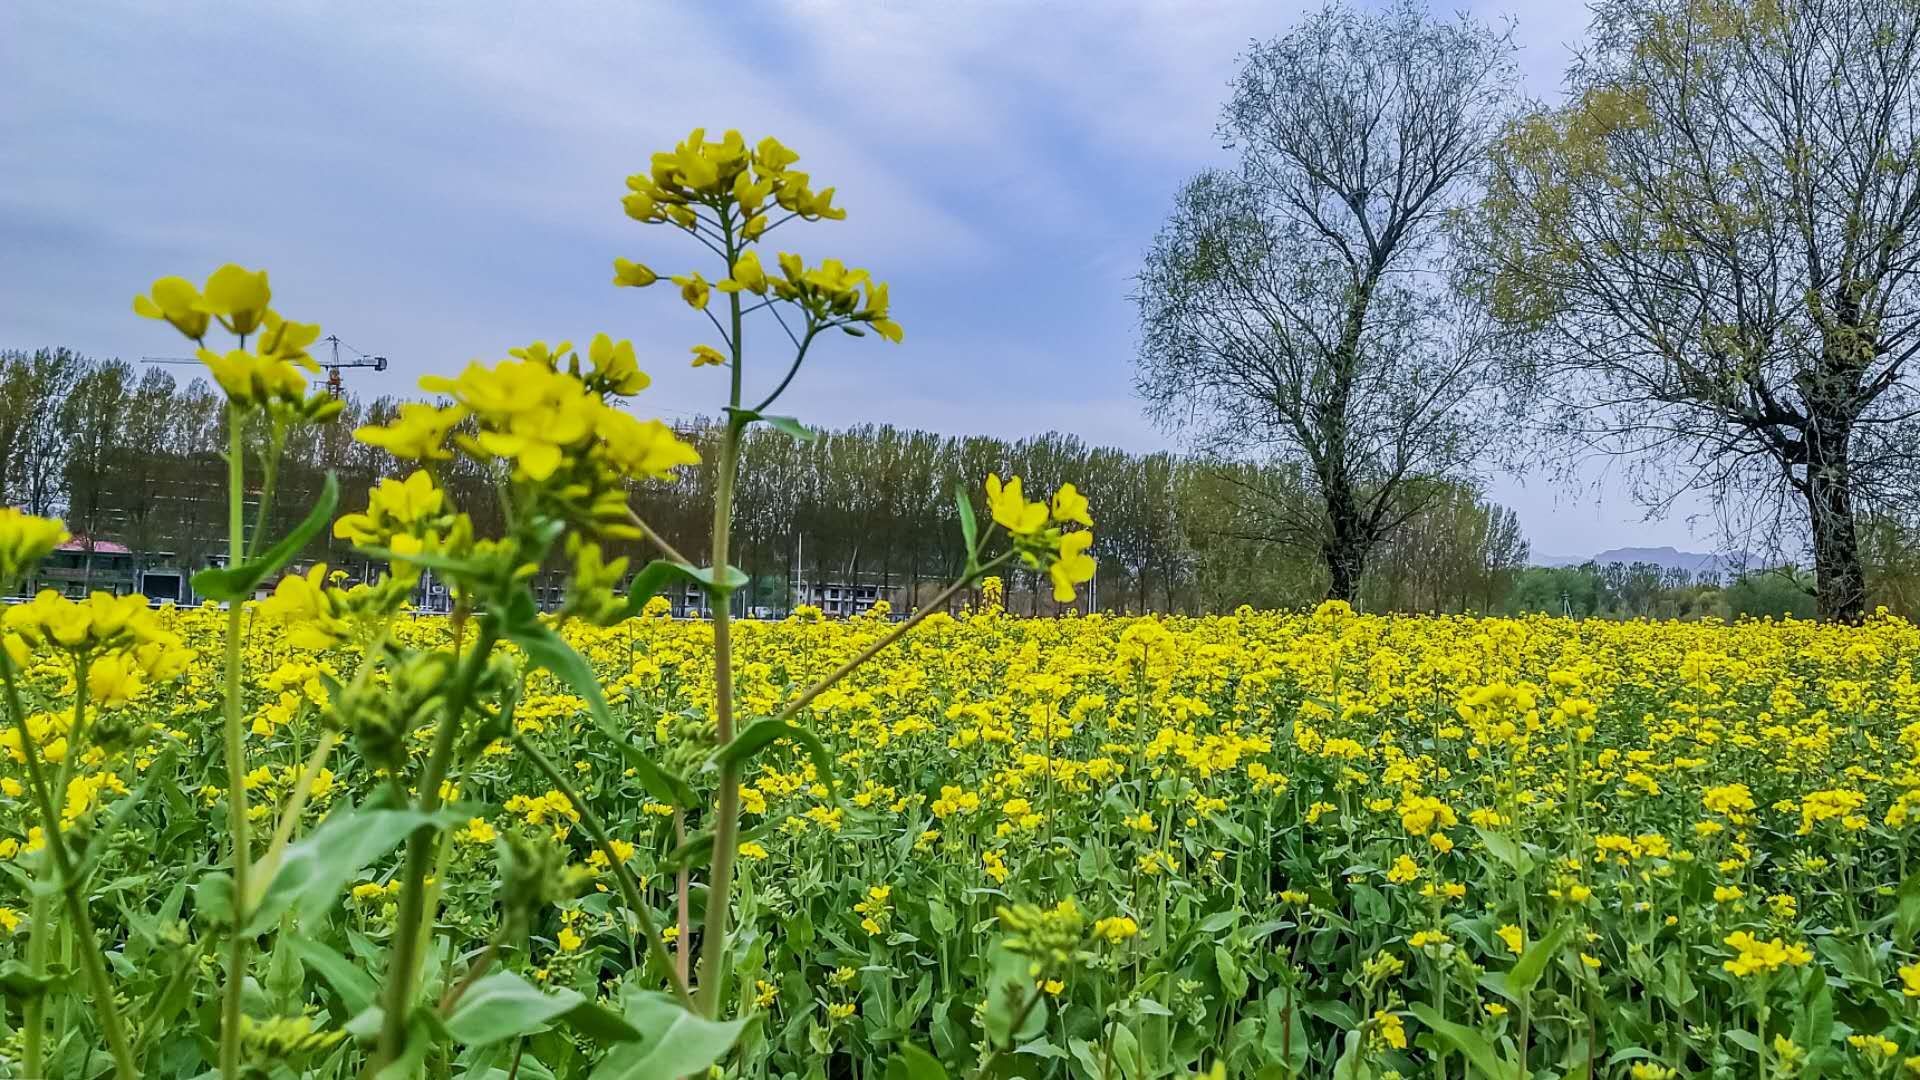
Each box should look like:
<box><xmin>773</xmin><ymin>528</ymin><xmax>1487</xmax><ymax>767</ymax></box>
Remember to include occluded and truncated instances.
<box><xmin>374</xmin><ymin>617</ymin><xmax>499</xmax><ymax>1068</ymax></box>
<box><xmin>10</xmin><ymin>653</ymin><xmax>49</xmax><ymax>1078</ymax></box>
<box><xmin>219</xmin><ymin>404</ymin><xmax>252</xmax><ymax>1080</ymax></box>
<box><xmin>694</xmin><ymin>216</ymin><xmax>747</xmax><ymax>1019</ymax></box>
<box><xmin>256</xmin><ymin>630</ymin><xmax>391</xmax><ymax>893</ymax></box>
<box><xmin>675</xmin><ymin>809</ymin><xmax>691</xmax><ymax>984</ymax></box>
<box><xmin>511</xmin><ymin>734</ymin><xmax>693</xmax><ymax>1007</ymax></box>
<box><xmin>769</xmin><ymin>553</ymin><xmax>1011</xmax><ymax>730</ymax></box>
<box><xmin>625</xmin><ymin>508</ymin><xmax>694</xmax><ymax>567</ymax></box>
<box><xmin>0</xmin><ymin>656</ymin><xmax>138</xmax><ymax>1079</ymax></box>
<box><xmin>749</xmin><ymin>322</ymin><xmax>819</xmax><ymax>415</ymax></box>
<box><xmin>702</xmin><ymin>306</ymin><xmax>733</xmax><ymax>351</ymax></box>
<box><xmin>252</xmin><ymin>729</ymin><xmax>340</xmax><ymax>893</ymax></box>
<box><xmin>755</xmin><ymin>210</ymin><xmax>802</xmax><ymax>238</ymax></box>
<box><xmin>766</xmin><ymin>304</ymin><xmax>803</xmax><ymax>351</ymax></box>
<box><xmin>53</xmin><ymin>652</ymin><xmax>92</xmax><ymax>801</ymax></box>
<box><xmin>971</xmin><ymin>985</ymin><xmax>1044</xmax><ymax>1080</ymax></box>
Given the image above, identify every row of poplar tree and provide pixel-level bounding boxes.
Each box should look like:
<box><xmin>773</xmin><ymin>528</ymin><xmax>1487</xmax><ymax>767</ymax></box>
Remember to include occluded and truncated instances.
<box><xmin>0</xmin><ymin>347</ymin><xmax>1531</xmax><ymax>615</ymax></box>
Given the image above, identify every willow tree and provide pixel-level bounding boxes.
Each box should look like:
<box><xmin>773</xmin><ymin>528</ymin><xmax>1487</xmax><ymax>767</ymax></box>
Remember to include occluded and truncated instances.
<box><xmin>1134</xmin><ymin>0</ymin><xmax>1518</xmax><ymax>602</ymax></box>
<box><xmin>1473</xmin><ymin>0</ymin><xmax>1920</xmax><ymax>622</ymax></box>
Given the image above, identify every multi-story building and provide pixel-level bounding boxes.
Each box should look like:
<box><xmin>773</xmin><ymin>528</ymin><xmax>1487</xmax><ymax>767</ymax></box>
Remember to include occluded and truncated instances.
<box><xmin>791</xmin><ymin>577</ymin><xmax>907</xmax><ymax>617</ymax></box>
<box><xmin>27</xmin><ymin>536</ymin><xmax>192</xmax><ymax>603</ymax></box>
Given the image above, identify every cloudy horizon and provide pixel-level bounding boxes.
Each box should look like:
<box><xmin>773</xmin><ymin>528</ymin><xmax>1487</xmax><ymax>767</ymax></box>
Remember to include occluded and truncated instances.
<box><xmin>1</xmin><ymin>0</ymin><xmax>1718</xmax><ymax>558</ymax></box>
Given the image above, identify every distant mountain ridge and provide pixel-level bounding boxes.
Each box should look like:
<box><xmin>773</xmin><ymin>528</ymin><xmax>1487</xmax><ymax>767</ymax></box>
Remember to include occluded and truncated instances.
<box><xmin>1534</xmin><ymin>546</ymin><xmax>1751</xmax><ymax>576</ymax></box>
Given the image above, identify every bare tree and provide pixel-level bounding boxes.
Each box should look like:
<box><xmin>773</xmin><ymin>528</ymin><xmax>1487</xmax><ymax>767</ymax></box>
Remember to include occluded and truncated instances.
<box><xmin>1471</xmin><ymin>0</ymin><xmax>1920</xmax><ymax>621</ymax></box>
<box><xmin>4</xmin><ymin>348</ymin><xmax>84</xmax><ymax>516</ymax></box>
<box><xmin>1134</xmin><ymin>0</ymin><xmax>1518</xmax><ymax>601</ymax></box>
<box><xmin>60</xmin><ymin>360</ymin><xmax>135</xmax><ymax>570</ymax></box>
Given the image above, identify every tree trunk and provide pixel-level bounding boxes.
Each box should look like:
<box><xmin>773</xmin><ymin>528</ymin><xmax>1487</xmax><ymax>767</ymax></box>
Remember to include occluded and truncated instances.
<box><xmin>1325</xmin><ymin>541</ymin><xmax>1365</xmax><ymax>604</ymax></box>
<box><xmin>1805</xmin><ymin>429</ymin><xmax>1866</xmax><ymax>622</ymax></box>
<box><xmin>1321</xmin><ymin>475</ymin><xmax>1368</xmax><ymax>604</ymax></box>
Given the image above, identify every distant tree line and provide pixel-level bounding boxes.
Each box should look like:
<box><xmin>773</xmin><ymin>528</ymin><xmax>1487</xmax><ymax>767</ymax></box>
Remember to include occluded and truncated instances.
<box><xmin>2</xmin><ymin>347</ymin><xmax>1534</xmax><ymax>615</ymax></box>
<box><xmin>22</xmin><ymin>345</ymin><xmax>1920</xmax><ymax>621</ymax></box>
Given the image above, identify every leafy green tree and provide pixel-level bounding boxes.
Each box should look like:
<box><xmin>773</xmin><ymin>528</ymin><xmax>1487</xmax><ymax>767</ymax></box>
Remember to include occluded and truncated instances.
<box><xmin>1723</xmin><ymin>568</ymin><xmax>1818</xmax><ymax>620</ymax></box>
<box><xmin>1472</xmin><ymin>0</ymin><xmax>1920</xmax><ymax>622</ymax></box>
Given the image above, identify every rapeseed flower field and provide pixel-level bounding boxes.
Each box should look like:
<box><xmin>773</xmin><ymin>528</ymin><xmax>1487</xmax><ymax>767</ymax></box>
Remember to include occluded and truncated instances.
<box><xmin>8</xmin><ymin>596</ymin><xmax>1920</xmax><ymax>1077</ymax></box>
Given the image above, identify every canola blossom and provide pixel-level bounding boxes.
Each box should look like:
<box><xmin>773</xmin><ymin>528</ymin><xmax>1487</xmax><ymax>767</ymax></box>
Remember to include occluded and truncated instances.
<box><xmin>5</xmin><ymin>596</ymin><xmax>1920</xmax><ymax>1075</ymax></box>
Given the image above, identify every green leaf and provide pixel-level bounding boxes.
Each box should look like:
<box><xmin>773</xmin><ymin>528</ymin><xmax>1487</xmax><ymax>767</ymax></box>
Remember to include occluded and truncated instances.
<box><xmin>657</xmin><ymin>824</ymin><xmax>767</xmax><ymax>875</ymax></box>
<box><xmin>710</xmin><ymin>720</ymin><xmax>838</xmax><ymax>800</ymax></box>
<box><xmin>191</xmin><ymin>473</ymin><xmax>339</xmax><ymax>601</ymax></box>
<box><xmin>1897</xmin><ymin>870</ymin><xmax>1920</xmax><ymax>948</ymax></box>
<box><xmin>447</xmin><ymin>971</ymin><xmax>585</xmax><ymax>1048</ymax></box>
<box><xmin>502</xmin><ymin>604</ymin><xmax>695</xmax><ymax>808</ymax></box>
<box><xmin>246</xmin><ymin>805</ymin><xmax>460</xmax><ymax>933</ymax></box>
<box><xmin>0</xmin><ymin>959</ymin><xmax>53</xmax><ymax>1000</ymax></box>
<box><xmin>1108</xmin><ymin>1024</ymin><xmax>1143</xmax><ymax>1080</ymax></box>
<box><xmin>195</xmin><ymin>871</ymin><xmax>234</xmax><ymax>928</ymax></box>
<box><xmin>1067</xmin><ymin>1039</ymin><xmax>1103</xmax><ymax>1080</ymax></box>
<box><xmin>955</xmin><ymin>488</ymin><xmax>978</xmax><ymax>558</ymax></box>
<box><xmin>927</xmin><ymin>898</ymin><xmax>956</xmax><ymax>937</ymax></box>
<box><xmin>885</xmin><ymin>1046</ymin><xmax>948</xmax><ymax>1080</ymax></box>
<box><xmin>1725</xmin><ymin>1029</ymin><xmax>1762</xmax><ymax>1054</ymax></box>
<box><xmin>1331</xmin><ymin>1029</ymin><xmax>1367</xmax><ymax>1080</ymax></box>
<box><xmin>1794</xmin><ymin>968</ymin><xmax>1834</xmax><ymax>1057</ymax></box>
<box><xmin>1507</xmin><ymin>920</ymin><xmax>1574</xmax><ymax>998</ymax></box>
<box><xmin>1472</xmin><ymin>827</ymin><xmax>1534</xmax><ymax>875</ymax></box>
<box><xmin>560</xmin><ymin>1000</ymin><xmax>644</xmax><ymax>1044</ymax></box>
<box><xmin>618</xmin><ymin>558</ymin><xmax>751</xmax><ymax>620</ymax></box>
<box><xmin>740</xmin><ymin>411</ymin><xmax>816</xmax><ymax>442</ymax></box>
<box><xmin>286</xmin><ymin>935</ymin><xmax>378</xmax><ymax>1016</ymax></box>
<box><xmin>619</xmin><ymin>561</ymin><xmax>685</xmax><ymax>616</ymax></box>
<box><xmin>659</xmin><ymin>829</ymin><xmax>717</xmax><ymax>874</ymax></box>
<box><xmin>983</xmin><ymin>948</ymin><xmax>1047</xmax><ymax>1046</ymax></box>
<box><xmin>589</xmin><ymin>992</ymin><xmax>748</xmax><ymax>1080</ymax></box>
<box><xmin>1408</xmin><ymin>1003</ymin><xmax>1513</xmax><ymax>1080</ymax></box>
<box><xmin>374</xmin><ymin>1008</ymin><xmax>439</xmax><ymax>1080</ymax></box>
<box><xmin>266</xmin><ymin>926</ymin><xmax>305</xmax><ymax>1011</ymax></box>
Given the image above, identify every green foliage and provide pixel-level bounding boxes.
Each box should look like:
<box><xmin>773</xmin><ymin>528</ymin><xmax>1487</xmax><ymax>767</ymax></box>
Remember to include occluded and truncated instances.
<box><xmin>1723</xmin><ymin>569</ymin><xmax>1817</xmax><ymax>620</ymax></box>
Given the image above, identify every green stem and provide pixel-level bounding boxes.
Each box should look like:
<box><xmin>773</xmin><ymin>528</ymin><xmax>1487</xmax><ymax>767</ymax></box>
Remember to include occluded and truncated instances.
<box><xmin>53</xmin><ymin>653</ymin><xmax>91</xmax><ymax>802</ymax></box>
<box><xmin>747</xmin><ymin>323</ymin><xmax>819</xmax><ymax>414</ymax></box>
<box><xmin>219</xmin><ymin>404</ymin><xmax>252</xmax><ymax>1080</ymax></box>
<box><xmin>512</xmin><ymin>735</ymin><xmax>693</xmax><ymax>1007</ymax></box>
<box><xmin>24</xmin><ymin>887</ymin><xmax>46</xmax><ymax>1077</ymax></box>
<box><xmin>696</xmin><ymin>426</ymin><xmax>744</xmax><ymax>1016</ymax></box>
<box><xmin>970</xmin><ymin>985</ymin><xmax>1044</xmax><ymax>1080</ymax></box>
<box><xmin>251</xmin><ymin>730</ymin><xmax>340</xmax><ymax>899</ymax></box>
<box><xmin>767</xmin><ymin>556</ymin><xmax>1009</xmax><ymax>730</ymax></box>
<box><xmin>1</xmin><ymin>657</ymin><xmax>138</xmax><ymax>1079</ymax></box>
<box><xmin>695</xmin><ymin>210</ymin><xmax>749</xmax><ymax>1019</ymax></box>
<box><xmin>374</xmin><ymin>618</ymin><xmax>499</xmax><ymax>1067</ymax></box>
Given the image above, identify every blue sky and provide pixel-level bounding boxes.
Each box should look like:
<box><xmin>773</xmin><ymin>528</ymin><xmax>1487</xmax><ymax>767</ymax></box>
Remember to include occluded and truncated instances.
<box><xmin>0</xmin><ymin>0</ymin><xmax>1704</xmax><ymax>556</ymax></box>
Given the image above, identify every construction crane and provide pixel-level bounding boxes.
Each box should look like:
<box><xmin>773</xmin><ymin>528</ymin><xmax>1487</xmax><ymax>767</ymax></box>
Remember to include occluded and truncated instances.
<box><xmin>141</xmin><ymin>334</ymin><xmax>388</xmax><ymax>398</ymax></box>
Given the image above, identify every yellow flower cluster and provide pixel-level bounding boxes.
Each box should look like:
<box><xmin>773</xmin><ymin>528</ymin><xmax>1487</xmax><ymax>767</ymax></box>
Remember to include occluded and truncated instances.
<box><xmin>134</xmin><ymin>264</ymin><xmax>334</xmax><ymax>416</ymax></box>
<box><xmin>0</xmin><ymin>510</ymin><xmax>68</xmax><ymax>588</ymax></box>
<box><xmin>614</xmin><ymin>129</ymin><xmax>902</xmax><ymax>353</ymax></box>
<box><xmin>985</xmin><ymin>475</ymin><xmax>1096</xmax><ymax>601</ymax></box>
<box><xmin>16</xmin><ymin>568</ymin><xmax>1920</xmax><ymax>1074</ymax></box>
